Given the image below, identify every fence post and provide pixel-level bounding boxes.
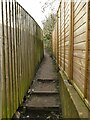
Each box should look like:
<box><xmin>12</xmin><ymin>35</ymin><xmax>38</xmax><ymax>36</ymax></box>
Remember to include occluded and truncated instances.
<box><xmin>64</xmin><ymin>2</ymin><xmax>65</xmax><ymax>71</ymax></box>
<box><xmin>56</xmin><ymin>12</ymin><xmax>59</xmax><ymax>65</ymax></box>
<box><xmin>60</xmin><ymin>4</ymin><xmax>61</xmax><ymax>66</ymax></box>
<box><xmin>68</xmin><ymin>1</ymin><xmax>74</xmax><ymax>81</ymax></box>
<box><xmin>84</xmin><ymin>1</ymin><xmax>89</xmax><ymax>99</ymax></box>
<box><xmin>0</xmin><ymin>1</ymin><xmax>2</xmax><ymax>119</ymax></box>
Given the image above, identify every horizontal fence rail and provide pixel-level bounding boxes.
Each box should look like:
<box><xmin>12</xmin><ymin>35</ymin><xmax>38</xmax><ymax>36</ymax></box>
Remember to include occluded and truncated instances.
<box><xmin>52</xmin><ymin>0</ymin><xmax>90</xmax><ymax>109</ymax></box>
<box><xmin>0</xmin><ymin>0</ymin><xmax>44</xmax><ymax>118</ymax></box>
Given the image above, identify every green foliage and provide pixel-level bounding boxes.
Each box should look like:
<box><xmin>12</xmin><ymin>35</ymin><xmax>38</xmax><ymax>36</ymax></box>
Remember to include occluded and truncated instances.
<box><xmin>42</xmin><ymin>14</ymin><xmax>56</xmax><ymax>52</ymax></box>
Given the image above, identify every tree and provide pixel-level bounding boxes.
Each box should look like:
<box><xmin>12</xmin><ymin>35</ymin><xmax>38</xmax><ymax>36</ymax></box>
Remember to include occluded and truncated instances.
<box><xmin>42</xmin><ymin>13</ymin><xmax>56</xmax><ymax>52</ymax></box>
<box><xmin>42</xmin><ymin>0</ymin><xmax>60</xmax><ymax>51</ymax></box>
<box><xmin>41</xmin><ymin>0</ymin><xmax>60</xmax><ymax>14</ymax></box>
<box><xmin>41</xmin><ymin>0</ymin><xmax>60</xmax><ymax>52</ymax></box>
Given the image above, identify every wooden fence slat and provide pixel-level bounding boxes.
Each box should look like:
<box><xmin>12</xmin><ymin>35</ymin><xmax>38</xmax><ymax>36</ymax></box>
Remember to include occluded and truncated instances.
<box><xmin>1</xmin><ymin>1</ymin><xmax>7</xmax><ymax>118</ymax></box>
<box><xmin>0</xmin><ymin>1</ymin><xmax>2</xmax><ymax>118</ymax></box>
<box><xmin>5</xmin><ymin>1</ymin><xmax>11</xmax><ymax>117</ymax></box>
<box><xmin>9</xmin><ymin>1</ymin><xmax>14</xmax><ymax>116</ymax></box>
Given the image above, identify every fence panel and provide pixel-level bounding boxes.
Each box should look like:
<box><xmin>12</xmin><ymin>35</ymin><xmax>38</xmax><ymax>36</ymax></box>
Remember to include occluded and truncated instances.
<box><xmin>73</xmin><ymin>1</ymin><xmax>87</xmax><ymax>94</ymax></box>
<box><xmin>0</xmin><ymin>0</ymin><xmax>44</xmax><ymax>118</ymax></box>
<box><xmin>52</xmin><ymin>0</ymin><xmax>90</xmax><ymax>109</ymax></box>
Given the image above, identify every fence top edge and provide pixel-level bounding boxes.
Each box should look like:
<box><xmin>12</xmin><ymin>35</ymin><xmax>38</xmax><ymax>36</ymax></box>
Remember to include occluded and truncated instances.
<box><xmin>16</xmin><ymin>1</ymin><xmax>42</xmax><ymax>31</ymax></box>
<box><xmin>1</xmin><ymin>0</ymin><xmax>42</xmax><ymax>30</ymax></box>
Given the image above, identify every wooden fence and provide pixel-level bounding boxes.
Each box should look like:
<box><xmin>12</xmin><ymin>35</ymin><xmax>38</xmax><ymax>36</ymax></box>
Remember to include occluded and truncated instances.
<box><xmin>0</xmin><ymin>0</ymin><xmax>44</xmax><ymax>118</ymax></box>
<box><xmin>52</xmin><ymin>0</ymin><xmax>90</xmax><ymax>109</ymax></box>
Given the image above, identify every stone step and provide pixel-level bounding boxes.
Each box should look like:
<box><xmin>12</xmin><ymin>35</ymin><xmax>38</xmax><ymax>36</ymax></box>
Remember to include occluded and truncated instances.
<box><xmin>30</xmin><ymin>79</ymin><xmax>59</xmax><ymax>92</ymax></box>
<box><xmin>32</xmin><ymin>91</ymin><xmax>59</xmax><ymax>94</ymax></box>
<box><xmin>25</xmin><ymin>106</ymin><xmax>60</xmax><ymax>111</ymax></box>
<box><xmin>37</xmin><ymin>79</ymin><xmax>59</xmax><ymax>82</ymax></box>
<box><xmin>24</xmin><ymin>94</ymin><xmax>59</xmax><ymax>109</ymax></box>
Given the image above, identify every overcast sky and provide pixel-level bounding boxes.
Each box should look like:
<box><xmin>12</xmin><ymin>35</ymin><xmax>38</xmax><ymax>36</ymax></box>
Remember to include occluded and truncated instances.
<box><xmin>17</xmin><ymin>0</ymin><xmax>60</xmax><ymax>28</ymax></box>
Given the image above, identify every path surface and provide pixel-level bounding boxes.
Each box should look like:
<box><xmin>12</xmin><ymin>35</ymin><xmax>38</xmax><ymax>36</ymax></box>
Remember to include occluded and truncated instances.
<box><xmin>35</xmin><ymin>51</ymin><xmax>58</xmax><ymax>80</ymax></box>
<box><xmin>14</xmin><ymin>50</ymin><xmax>62</xmax><ymax>120</ymax></box>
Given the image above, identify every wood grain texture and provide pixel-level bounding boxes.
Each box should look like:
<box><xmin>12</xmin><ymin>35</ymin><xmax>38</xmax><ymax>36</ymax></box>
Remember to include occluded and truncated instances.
<box><xmin>52</xmin><ymin>0</ymin><xmax>90</xmax><ymax>108</ymax></box>
<box><xmin>74</xmin><ymin>23</ymin><xmax>86</xmax><ymax>37</ymax></box>
<box><xmin>74</xmin><ymin>4</ymin><xmax>86</xmax><ymax>24</ymax></box>
<box><xmin>0</xmin><ymin>22</ymin><xmax>2</xmax><ymax>120</ymax></box>
<box><xmin>73</xmin><ymin>2</ymin><xmax>87</xmax><ymax>95</ymax></box>
<box><xmin>74</xmin><ymin>2</ymin><xmax>86</xmax><ymax>17</ymax></box>
<box><xmin>1</xmin><ymin>1</ymin><xmax>44</xmax><ymax>119</ymax></box>
<box><xmin>64</xmin><ymin>2</ymin><xmax>70</xmax><ymax>77</ymax></box>
<box><xmin>88</xmin><ymin>2</ymin><xmax>90</xmax><ymax>102</ymax></box>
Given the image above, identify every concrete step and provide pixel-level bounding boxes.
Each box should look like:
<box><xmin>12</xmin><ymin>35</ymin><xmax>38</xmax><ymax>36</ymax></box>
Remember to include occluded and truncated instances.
<box><xmin>37</xmin><ymin>79</ymin><xmax>59</xmax><ymax>82</ymax></box>
<box><xmin>24</xmin><ymin>94</ymin><xmax>60</xmax><ymax>108</ymax></box>
<box><xmin>32</xmin><ymin>91</ymin><xmax>59</xmax><ymax>94</ymax></box>
<box><xmin>30</xmin><ymin>79</ymin><xmax>59</xmax><ymax>92</ymax></box>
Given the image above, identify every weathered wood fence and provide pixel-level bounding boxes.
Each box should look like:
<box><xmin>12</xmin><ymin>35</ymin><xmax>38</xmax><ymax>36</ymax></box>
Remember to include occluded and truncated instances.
<box><xmin>0</xmin><ymin>0</ymin><xmax>44</xmax><ymax>118</ymax></box>
<box><xmin>52</xmin><ymin>0</ymin><xmax>90</xmax><ymax>109</ymax></box>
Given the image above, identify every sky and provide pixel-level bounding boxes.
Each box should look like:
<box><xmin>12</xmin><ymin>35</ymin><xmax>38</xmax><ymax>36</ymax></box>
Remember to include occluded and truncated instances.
<box><xmin>17</xmin><ymin>0</ymin><xmax>60</xmax><ymax>28</ymax></box>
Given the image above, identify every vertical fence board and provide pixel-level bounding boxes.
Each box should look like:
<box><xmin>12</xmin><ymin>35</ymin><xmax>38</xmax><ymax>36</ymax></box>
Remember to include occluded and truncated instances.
<box><xmin>2</xmin><ymin>1</ymin><xmax>7</xmax><ymax>117</ymax></box>
<box><xmin>9</xmin><ymin>1</ymin><xmax>13</xmax><ymax>116</ymax></box>
<box><xmin>60</xmin><ymin>5</ymin><xmax>61</xmax><ymax>66</ymax></box>
<box><xmin>6</xmin><ymin>1</ymin><xmax>11</xmax><ymax>117</ymax></box>
<box><xmin>84</xmin><ymin>1</ymin><xmax>89</xmax><ymax>99</ymax></box>
<box><xmin>86</xmin><ymin>1</ymin><xmax>90</xmax><ymax>107</ymax></box>
<box><xmin>0</xmin><ymin>1</ymin><xmax>2</xmax><ymax>119</ymax></box>
<box><xmin>73</xmin><ymin>1</ymin><xmax>87</xmax><ymax>94</ymax></box>
<box><xmin>63</xmin><ymin>2</ymin><xmax>65</xmax><ymax>71</ymax></box>
<box><xmin>58</xmin><ymin>7</ymin><xmax>60</xmax><ymax>67</ymax></box>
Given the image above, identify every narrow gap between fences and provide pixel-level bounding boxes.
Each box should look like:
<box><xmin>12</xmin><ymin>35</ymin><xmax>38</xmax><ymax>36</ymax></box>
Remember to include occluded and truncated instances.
<box><xmin>13</xmin><ymin>49</ymin><xmax>63</xmax><ymax>120</ymax></box>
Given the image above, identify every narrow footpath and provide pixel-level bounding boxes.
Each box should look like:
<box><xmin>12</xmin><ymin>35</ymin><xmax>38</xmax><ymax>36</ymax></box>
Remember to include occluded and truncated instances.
<box><xmin>14</xmin><ymin>50</ymin><xmax>62</xmax><ymax>120</ymax></box>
